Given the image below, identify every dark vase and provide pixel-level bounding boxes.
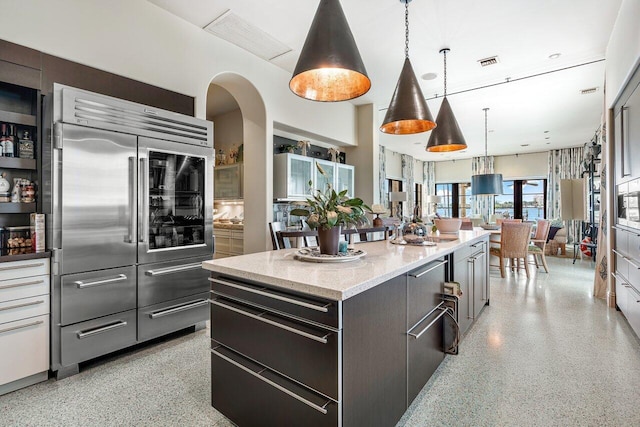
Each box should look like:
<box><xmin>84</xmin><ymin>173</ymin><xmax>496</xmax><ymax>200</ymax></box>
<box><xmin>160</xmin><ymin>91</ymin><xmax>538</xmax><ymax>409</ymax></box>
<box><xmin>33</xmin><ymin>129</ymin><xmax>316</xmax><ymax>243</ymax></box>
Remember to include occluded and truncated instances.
<box><xmin>317</xmin><ymin>226</ymin><xmax>341</xmax><ymax>255</ymax></box>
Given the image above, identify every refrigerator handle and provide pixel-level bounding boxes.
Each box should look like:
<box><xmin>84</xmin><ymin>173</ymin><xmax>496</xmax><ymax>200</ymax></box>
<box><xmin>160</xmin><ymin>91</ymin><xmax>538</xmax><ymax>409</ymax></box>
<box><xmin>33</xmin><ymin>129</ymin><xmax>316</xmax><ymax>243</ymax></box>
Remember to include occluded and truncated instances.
<box><xmin>139</xmin><ymin>157</ymin><xmax>147</xmax><ymax>243</ymax></box>
<box><xmin>128</xmin><ymin>157</ymin><xmax>135</xmax><ymax>243</ymax></box>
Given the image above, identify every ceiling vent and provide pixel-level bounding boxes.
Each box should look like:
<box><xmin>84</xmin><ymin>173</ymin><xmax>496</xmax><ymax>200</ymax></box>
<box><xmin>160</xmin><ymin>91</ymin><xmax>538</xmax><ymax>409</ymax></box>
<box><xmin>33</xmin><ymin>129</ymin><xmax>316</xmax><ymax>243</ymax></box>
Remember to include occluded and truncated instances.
<box><xmin>478</xmin><ymin>56</ymin><xmax>499</xmax><ymax>67</ymax></box>
<box><xmin>580</xmin><ymin>87</ymin><xmax>598</xmax><ymax>95</ymax></box>
<box><xmin>204</xmin><ymin>10</ymin><xmax>292</xmax><ymax>62</ymax></box>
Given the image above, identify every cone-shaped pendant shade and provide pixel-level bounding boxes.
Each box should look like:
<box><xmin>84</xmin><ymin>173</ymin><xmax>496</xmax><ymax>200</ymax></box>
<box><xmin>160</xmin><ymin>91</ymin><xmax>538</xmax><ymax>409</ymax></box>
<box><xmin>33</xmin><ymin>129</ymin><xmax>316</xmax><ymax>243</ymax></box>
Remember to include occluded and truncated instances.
<box><xmin>290</xmin><ymin>0</ymin><xmax>371</xmax><ymax>102</ymax></box>
<box><xmin>426</xmin><ymin>97</ymin><xmax>468</xmax><ymax>152</ymax></box>
<box><xmin>380</xmin><ymin>58</ymin><xmax>436</xmax><ymax>134</ymax></box>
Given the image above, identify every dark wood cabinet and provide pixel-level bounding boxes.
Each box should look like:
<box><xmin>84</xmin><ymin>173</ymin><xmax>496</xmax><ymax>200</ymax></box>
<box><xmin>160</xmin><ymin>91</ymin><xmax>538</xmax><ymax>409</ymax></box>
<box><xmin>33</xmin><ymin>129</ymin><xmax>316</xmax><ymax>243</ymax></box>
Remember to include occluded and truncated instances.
<box><xmin>471</xmin><ymin>241</ymin><xmax>488</xmax><ymax>319</ymax></box>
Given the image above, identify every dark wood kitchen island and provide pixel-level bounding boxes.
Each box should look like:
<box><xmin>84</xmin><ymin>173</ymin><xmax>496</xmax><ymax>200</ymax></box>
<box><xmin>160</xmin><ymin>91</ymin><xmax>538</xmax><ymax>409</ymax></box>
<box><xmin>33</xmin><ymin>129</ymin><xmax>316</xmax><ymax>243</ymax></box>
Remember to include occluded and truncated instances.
<box><xmin>202</xmin><ymin>230</ymin><xmax>490</xmax><ymax>427</ymax></box>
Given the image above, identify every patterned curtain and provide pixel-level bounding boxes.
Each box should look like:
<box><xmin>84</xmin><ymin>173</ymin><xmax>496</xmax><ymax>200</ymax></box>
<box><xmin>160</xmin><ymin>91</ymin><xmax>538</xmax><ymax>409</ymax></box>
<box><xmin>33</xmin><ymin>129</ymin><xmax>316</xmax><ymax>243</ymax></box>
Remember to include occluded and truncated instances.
<box><xmin>471</xmin><ymin>156</ymin><xmax>496</xmax><ymax>221</ymax></box>
<box><xmin>401</xmin><ymin>154</ymin><xmax>414</xmax><ymax>219</ymax></box>
<box><xmin>379</xmin><ymin>145</ymin><xmax>387</xmax><ymax>207</ymax></box>
<box><xmin>593</xmin><ymin>124</ymin><xmax>607</xmax><ymax>299</ymax></box>
<box><xmin>547</xmin><ymin>146</ymin><xmax>584</xmax><ymax>244</ymax></box>
<box><xmin>423</xmin><ymin>161</ymin><xmax>436</xmax><ymax>217</ymax></box>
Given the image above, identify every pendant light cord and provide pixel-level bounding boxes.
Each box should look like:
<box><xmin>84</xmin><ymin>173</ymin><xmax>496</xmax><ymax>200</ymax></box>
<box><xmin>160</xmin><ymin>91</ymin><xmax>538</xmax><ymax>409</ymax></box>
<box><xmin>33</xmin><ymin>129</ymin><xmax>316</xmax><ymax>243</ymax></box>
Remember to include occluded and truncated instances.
<box><xmin>404</xmin><ymin>0</ymin><xmax>410</xmax><ymax>59</ymax></box>
<box><xmin>483</xmin><ymin>107</ymin><xmax>489</xmax><ymax>174</ymax></box>
<box><xmin>443</xmin><ymin>49</ymin><xmax>448</xmax><ymax>97</ymax></box>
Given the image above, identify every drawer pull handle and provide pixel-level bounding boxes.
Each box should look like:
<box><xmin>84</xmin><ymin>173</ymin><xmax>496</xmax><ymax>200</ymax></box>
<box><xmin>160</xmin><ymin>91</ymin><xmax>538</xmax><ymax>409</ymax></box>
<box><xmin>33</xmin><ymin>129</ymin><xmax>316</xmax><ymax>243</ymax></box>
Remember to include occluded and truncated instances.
<box><xmin>74</xmin><ymin>274</ymin><xmax>128</xmax><ymax>288</ymax></box>
<box><xmin>408</xmin><ymin>301</ymin><xmax>447</xmax><ymax>340</ymax></box>
<box><xmin>211</xmin><ymin>348</ymin><xmax>329</xmax><ymax>415</ymax></box>
<box><xmin>211</xmin><ymin>299</ymin><xmax>329</xmax><ymax>344</ymax></box>
<box><xmin>209</xmin><ymin>278</ymin><xmax>331</xmax><ymax>313</ymax></box>
<box><xmin>77</xmin><ymin>321</ymin><xmax>127</xmax><ymax>339</ymax></box>
<box><xmin>409</xmin><ymin>260</ymin><xmax>448</xmax><ymax>278</ymax></box>
<box><xmin>626</xmin><ymin>258</ymin><xmax>640</xmax><ymax>270</ymax></box>
<box><xmin>0</xmin><ymin>319</ymin><xmax>44</xmax><ymax>335</ymax></box>
<box><xmin>150</xmin><ymin>299</ymin><xmax>208</xmax><ymax>319</ymax></box>
<box><xmin>146</xmin><ymin>263</ymin><xmax>202</xmax><ymax>276</ymax></box>
<box><xmin>0</xmin><ymin>262</ymin><xmax>45</xmax><ymax>272</ymax></box>
<box><xmin>0</xmin><ymin>299</ymin><xmax>45</xmax><ymax>312</ymax></box>
<box><xmin>0</xmin><ymin>279</ymin><xmax>45</xmax><ymax>290</ymax></box>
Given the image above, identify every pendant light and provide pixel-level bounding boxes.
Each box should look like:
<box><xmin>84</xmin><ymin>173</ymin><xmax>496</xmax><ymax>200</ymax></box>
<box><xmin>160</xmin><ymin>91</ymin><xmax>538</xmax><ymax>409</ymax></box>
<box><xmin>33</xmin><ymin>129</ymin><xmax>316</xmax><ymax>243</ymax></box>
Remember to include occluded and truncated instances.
<box><xmin>290</xmin><ymin>0</ymin><xmax>371</xmax><ymax>102</ymax></box>
<box><xmin>426</xmin><ymin>48</ymin><xmax>467</xmax><ymax>152</ymax></box>
<box><xmin>380</xmin><ymin>0</ymin><xmax>436</xmax><ymax>135</ymax></box>
<box><xmin>471</xmin><ymin>108</ymin><xmax>503</xmax><ymax>195</ymax></box>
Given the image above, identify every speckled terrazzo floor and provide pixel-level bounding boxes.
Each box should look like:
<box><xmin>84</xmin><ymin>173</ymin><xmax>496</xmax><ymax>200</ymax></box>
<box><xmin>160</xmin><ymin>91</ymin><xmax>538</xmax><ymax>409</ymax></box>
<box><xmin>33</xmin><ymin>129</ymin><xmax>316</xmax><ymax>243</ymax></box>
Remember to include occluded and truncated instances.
<box><xmin>398</xmin><ymin>255</ymin><xmax>640</xmax><ymax>427</ymax></box>
<box><xmin>1</xmin><ymin>255</ymin><xmax>639</xmax><ymax>426</ymax></box>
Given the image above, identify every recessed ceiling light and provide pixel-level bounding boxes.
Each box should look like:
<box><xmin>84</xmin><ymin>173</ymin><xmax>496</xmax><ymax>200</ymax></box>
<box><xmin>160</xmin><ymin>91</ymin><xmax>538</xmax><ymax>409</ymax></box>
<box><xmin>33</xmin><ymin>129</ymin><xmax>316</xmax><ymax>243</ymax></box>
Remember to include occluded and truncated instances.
<box><xmin>478</xmin><ymin>56</ymin><xmax>499</xmax><ymax>67</ymax></box>
<box><xmin>549</xmin><ymin>53</ymin><xmax>561</xmax><ymax>59</ymax></box>
<box><xmin>421</xmin><ymin>72</ymin><xmax>438</xmax><ymax>80</ymax></box>
<box><xmin>521</xmin><ymin>144</ymin><xmax>530</xmax><ymax>147</ymax></box>
<box><xmin>414</xmin><ymin>142</ymin><xmax>422</xmax><ymax>145</ymax></box>
<box><xmin>545</xmin><ymin>137</ymin><xmax>550</xmax><ymax>139</ymax></box>
<box><xmin>546</xmin><ymin>142</ymin><xmax>551</xmax><ymax>145</ymax></box>
<box><xmin>544</xmin><ymin>130</ymin><xmax>549</xmax><ymax>133</ymax></box>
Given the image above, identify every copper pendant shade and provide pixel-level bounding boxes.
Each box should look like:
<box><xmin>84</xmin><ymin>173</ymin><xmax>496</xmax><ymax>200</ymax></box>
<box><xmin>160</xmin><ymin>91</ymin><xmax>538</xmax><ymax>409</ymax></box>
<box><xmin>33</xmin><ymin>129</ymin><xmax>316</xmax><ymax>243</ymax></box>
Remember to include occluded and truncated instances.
<box><xmin>426</xmin><ymin>48</ymin><xmax>467</xmax><ymax>152</ymax></box>
<box><xmin>380</xmin><ymin>0</ymin><xmax>436</xmax><ymax>135</ymax></box>
<box><xmin>426</xmin><ymin>97</ymin><xmax>467</xmax><ymax>151</ymax></box>
<box><xmin>289</xmin><ymin>0</ymin><xmax>371</xmax><ymax>102</ymax></box>
<box><xmin>380</xmin><ymin>58</ymin><xmax>436</xmax><ymax>134</ymax></box>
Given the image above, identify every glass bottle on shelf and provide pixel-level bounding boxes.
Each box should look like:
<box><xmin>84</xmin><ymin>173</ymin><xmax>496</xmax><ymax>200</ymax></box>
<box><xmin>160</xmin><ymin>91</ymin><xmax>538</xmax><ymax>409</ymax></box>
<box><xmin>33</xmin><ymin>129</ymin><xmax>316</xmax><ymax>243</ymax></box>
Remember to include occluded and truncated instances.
<box><xmin>18</xmin><ymin>130</ymin><xmax>34</xmax><ymax>159</ymax></box>
<box><xmin>4</xmin><ymin>125</ymin><xmax>15</xmax><ymax>158</ymax></box>
<box><xmin>0</xmin><ymin>124</ymin><xmax>7</xmax><ymax>157</ymax></box>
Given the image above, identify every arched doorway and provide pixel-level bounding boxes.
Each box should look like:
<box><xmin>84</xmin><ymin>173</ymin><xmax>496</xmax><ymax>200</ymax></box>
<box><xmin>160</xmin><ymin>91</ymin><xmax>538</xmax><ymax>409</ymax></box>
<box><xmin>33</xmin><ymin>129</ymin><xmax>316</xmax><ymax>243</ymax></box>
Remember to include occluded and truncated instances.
<box><xmin>206</xmin><ymin>73</ymin><xmax>271</xmax><ymax>254</ymax></box>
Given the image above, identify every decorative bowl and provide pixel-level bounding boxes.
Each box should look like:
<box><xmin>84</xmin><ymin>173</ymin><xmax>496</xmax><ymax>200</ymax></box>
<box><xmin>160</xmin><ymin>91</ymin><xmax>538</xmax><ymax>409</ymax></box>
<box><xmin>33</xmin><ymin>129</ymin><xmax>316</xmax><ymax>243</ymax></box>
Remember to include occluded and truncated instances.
<box><xmin>403</xmin><ymin>221</ymin><xmax>429</xmax><ymax>237</ymax></box>
<box><xmin>434</xmin><ymin>218</ymin><xmax>462</xmax><ymax>233</ymax></box>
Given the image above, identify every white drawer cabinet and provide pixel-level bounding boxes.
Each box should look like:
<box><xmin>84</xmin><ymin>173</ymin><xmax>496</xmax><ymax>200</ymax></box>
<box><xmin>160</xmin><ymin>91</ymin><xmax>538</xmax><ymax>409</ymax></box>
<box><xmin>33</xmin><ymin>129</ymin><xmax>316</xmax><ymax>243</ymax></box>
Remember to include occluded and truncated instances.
<box><xmin>214</xmin><ymin>228</ymin><xmax>244</xmax><ymax>258</ymax></box>
<box><xmin>0</xmin><ymin>256</ymin><xmax>51</xmax><ymax>396</ymax></box>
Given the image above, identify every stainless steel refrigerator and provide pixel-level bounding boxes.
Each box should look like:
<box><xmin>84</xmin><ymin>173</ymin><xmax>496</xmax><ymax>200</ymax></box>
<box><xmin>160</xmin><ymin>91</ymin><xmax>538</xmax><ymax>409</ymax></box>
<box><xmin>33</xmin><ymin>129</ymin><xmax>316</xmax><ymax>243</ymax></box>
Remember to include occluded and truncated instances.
<box><xmin>44</xmin><ymin>84</ymin><xmax>214</xmax><ymax>378</ymax></box>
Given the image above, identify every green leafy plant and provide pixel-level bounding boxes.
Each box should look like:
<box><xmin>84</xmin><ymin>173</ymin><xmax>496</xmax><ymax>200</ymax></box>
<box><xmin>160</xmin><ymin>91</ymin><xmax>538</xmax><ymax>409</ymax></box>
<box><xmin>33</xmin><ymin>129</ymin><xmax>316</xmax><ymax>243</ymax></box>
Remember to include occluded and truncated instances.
<box><xmin>290</xmin><ymin>163</ymin><xmax>371</xmax><ymax>230</ymax></box>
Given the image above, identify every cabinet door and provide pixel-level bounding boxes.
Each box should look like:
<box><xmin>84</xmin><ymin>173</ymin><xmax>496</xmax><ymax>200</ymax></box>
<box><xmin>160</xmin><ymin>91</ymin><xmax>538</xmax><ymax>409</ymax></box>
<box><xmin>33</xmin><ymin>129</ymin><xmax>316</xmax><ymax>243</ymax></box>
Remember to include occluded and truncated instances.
<box><xmin>454</xmin><ymin>257</ymin><xmax>472</xmax><ymax>334</ymax></box>
<box><xmin>288</xmin><ymin>155</ymin><xmax>314</xmax><ymax>198</ymax></box>
<box><xmin>336</xmin><ymin>164</ymin><xmax>355</xmax><ymax>198</ymax></box>
<box><xmin>472</xmin><ymin>244</ymin><xmax>488</xmax><ymax>319</ymax></box>
<box><xmin>214</xmin><ymin>164</ymin><xmax>242</xmax><ymax>199</ymax></box>
<box><xmin>626</xmin><ymin>83</ymin><xmax>640</xmax><ymax>179</ymax></box>
<box><xmin>314</xmin><ymin>159</ymin><xmax>335</xmax><ymax>192</ymax></box>
<box><xmin>625</xmin><ymin>285</ymin><xmax>640</xmax><ymax>336</ymax></box>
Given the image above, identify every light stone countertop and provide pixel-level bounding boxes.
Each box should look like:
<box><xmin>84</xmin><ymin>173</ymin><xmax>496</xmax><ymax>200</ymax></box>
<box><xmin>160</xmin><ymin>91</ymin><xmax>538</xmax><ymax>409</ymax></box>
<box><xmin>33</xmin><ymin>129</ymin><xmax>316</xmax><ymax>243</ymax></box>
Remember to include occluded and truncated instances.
<box><xmin>202</xmin><ymin>229</ymin><xmax>491</xmax><ymax>301</ymax></box>
<box><xmin>213</xmin><ymin>222</ymin><xmax>244</xmax><ymax>230</ymax></box>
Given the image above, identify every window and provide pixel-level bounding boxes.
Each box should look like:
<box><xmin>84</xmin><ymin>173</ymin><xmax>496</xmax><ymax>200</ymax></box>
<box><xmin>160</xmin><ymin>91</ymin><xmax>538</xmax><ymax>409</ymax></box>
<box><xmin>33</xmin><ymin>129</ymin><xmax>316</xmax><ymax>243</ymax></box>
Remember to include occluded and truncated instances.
<box><xmin>435</xmin><ymin>183</ymin><xmax>471</xmax><ymax>218</ymax></box>
<box><xmin>495</xmin><ymin>179</ymin><xmax>547</xmax><ymax>220</ymax></box>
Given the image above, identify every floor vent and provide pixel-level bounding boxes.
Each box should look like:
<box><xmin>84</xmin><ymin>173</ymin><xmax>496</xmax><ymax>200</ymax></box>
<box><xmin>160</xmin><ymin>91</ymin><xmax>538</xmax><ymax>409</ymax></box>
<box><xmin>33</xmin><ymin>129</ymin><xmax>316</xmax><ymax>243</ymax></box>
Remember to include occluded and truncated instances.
<box><xmin>204</xmin><ymin>10</ymin><xmax>292</xmax><ymax>62</ymax></box>
<box><xmin>478</xmin><ymin>56</ymin><xmax>499</xmax><ymax>67</ymax></box>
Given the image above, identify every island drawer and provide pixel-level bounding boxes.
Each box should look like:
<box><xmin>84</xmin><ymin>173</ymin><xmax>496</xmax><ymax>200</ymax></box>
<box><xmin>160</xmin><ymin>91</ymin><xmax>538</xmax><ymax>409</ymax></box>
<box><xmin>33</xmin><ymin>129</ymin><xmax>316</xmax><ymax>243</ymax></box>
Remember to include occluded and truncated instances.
<box><xmin>210</xmin><ymin>295</ymin><xmax>339</xmax><ymax>400</ymax></box>
<box><xmin>209</xmin><ymin>275</ymin><xmax>339</xmax><ymax>328</ymax></box>
<box><xmin>211</xmin><ymin>343</ymin><xmax>338</xmax><ymax>427</ymax></box>
<box><xmin>60</xmin><ymin>266</ymin><xmax>136</xmax><ymax>326</ymax></box>
<box><xmin>61</xmin><ymin>309</ymin><xmax>137</xmax><ymax>366</ymax></box>
<box><xmin>137</xmin><ymin>292</ymin><xmax>209</xmax><ymax>342</ymax></box>
<box><xmin>407</xmin><ymin>258</ymin><xmax>446</xmax><ymax>328</ymax></box>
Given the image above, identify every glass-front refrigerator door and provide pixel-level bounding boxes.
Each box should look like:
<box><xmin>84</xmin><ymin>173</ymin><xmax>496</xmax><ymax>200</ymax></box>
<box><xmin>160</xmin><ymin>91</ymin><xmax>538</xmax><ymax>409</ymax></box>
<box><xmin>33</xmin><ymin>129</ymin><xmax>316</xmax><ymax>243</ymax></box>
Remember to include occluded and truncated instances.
<box><xmin>138</xmin><ymin>137</ymin><xmax>213</xmax><ymax>264</ymax></box>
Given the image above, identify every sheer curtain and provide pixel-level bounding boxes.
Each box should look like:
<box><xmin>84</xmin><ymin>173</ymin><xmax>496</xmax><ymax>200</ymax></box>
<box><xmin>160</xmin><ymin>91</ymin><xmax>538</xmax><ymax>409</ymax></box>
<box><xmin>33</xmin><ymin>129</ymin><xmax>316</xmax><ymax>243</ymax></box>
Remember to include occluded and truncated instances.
<box><xmin>471</xmin><ymin>155</ymin><xmax>496</xmax><ymax>221</ymax></box>
<box><xmin>401</xmin><ymin>154</ymin><xmax>414</xmax><ymax>219</ymax></box>
<box><xmin>378</xmin><ymin>145</ymin><xmax>387</xmax><ymax>208</ymax></box>
<box><xmin>547</xmin><ymin>146</ymin><xmax>584</xmax><ymax>245</ymax></box>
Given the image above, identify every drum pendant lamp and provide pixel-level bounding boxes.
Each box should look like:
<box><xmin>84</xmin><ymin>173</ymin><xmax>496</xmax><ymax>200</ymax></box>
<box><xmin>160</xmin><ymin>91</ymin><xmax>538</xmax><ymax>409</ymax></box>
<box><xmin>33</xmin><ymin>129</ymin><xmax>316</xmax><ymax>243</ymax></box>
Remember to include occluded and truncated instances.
<box><xmin>289</xmin><ymin>0</ymin><xmax>371</xmax><ymax>102</ymax></box>
<box><xmin>380</xmin><ymin>0</ymin><xmax>436</xmax><ymax>135</ymax></box>
<box><xmin>472</xmin><ymin>108</ymin><xmax>503</xmax><ymax>195</ymax></box>
<box><xmin>426</xmin><ymin>48</ymin><xmax>468</xmax><ymax>152</ymax></box>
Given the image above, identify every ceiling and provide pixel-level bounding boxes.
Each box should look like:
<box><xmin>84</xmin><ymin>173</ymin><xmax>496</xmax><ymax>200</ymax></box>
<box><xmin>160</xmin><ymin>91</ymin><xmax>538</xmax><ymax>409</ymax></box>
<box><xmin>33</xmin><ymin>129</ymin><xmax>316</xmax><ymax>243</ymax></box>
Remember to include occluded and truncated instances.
<box><xmin>147</xmin><ymin>0</ymin><xmax>622</xmax><ymax>162</ymax></box>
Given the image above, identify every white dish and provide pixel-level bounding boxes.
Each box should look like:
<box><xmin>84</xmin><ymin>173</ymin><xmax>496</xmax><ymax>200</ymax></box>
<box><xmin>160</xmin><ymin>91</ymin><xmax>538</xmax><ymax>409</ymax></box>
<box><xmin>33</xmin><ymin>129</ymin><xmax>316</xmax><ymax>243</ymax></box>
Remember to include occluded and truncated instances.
<box><xmin>294</xmin><ymin>248</ymin><xmax>366</xmax><ymax>263</ymax></box>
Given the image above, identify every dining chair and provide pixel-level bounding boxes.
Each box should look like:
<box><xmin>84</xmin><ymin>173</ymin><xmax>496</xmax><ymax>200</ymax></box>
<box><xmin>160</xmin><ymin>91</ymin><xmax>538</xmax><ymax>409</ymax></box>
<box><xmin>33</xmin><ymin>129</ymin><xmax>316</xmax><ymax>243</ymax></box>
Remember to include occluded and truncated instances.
<box><xmin>495</xmin><ymin>218</ymin><xmax>523</xmax><ymax>226</ymax></box>
<box><xmin>528</xmin><ymin>219</ymin><xmax>551</xmax><ymax>273</ymax></box>
<box><xmin>268</xmin><ymin>222</ymin><xmax>289</xmax><ymax>250</ymax></box>
<box><xmin>489</xmin><ymin>222</ymin><xmax>533</xmax><ymax>278</ymax></box>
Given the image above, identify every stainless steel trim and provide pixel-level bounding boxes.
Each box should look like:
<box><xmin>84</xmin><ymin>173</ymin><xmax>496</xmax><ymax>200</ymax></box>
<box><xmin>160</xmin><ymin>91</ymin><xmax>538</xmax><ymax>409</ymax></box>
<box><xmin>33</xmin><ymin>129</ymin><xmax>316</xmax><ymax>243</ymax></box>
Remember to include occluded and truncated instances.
<box><xmin>627</xmin><ymin>283</ymin><xmax>640</xmax><ymax>301</ymax></box>
<box><xmin>145</xmin><ymin>263</ymin><xmax>202</xmax><ymax>276</ymax></box>
<box><xmin>139</xmin><ymin>157</ymin><xmax>147</xmax><ymax>243</ymax></box>
<box><xmin>626</xmin><ymin>257</ymin><xmax>640</xmax><ymax>270</ymax></box>
<box><xmin>77</xmin><ymin>321</ymin><xmax>128</xmax><ymax>339</ymax></box>
<box><xmin>408</xmin><ymin>307</ymin><xmax>449</xmax><ymax>339</ymax></box>
<box><xmin>408</xmin><ymin>301</ymin><xmax>446</xmax><ymax>336</ymax></box>
<box><xmin>74</xmin><ymin>274</ymin><xmax>128</xmax><ymax>289</ymax></box>
<box><xmin>612</xmin><ymin>225</ymin><xmax>640</xmax><ymax>236</ymax></box>
<box><xmin>0</xmin><ymin>320</ymin><xmax>44</xmax><ymax>335</ymax></box>
<box><xmin>612</xmin><ymin>272</ymin><xmax>629</xmax><ymax>284</ymax></box>
<box><xmin>209</xmin><ymin>278</ymin><xmax>331</xmax><ymax>313</ymax></box>
<box><xmin>0</xmin><ymin>262</ymin><xmax>45</xmax><ymax>272</ymax></box>
<box><xmin>210</xmin><ymin>348</ymin><xmax>329</xmax><ymax>415</ymax></box>
<box><xmin>0</xmin><ymin>279</ymin><xmax>45</xmax><ymax>290</ymax></box>
<box><xmin>211</xmin><ymin>299</ymin><xmax>329</xmax><ymax>344</ymax></box>
<box><xmin>0</xmin><ymin>299</ymin><xmax>45</xmax><ymax>312</ymax></box>
<box><xmin>612</xmin><ymin>248</ymin><xmax>627</xmax><ymax>258</ymax></box>
<box><xmin>128</xmin><ymin>156</ymin><xmax>135</xmax><ymax>243</ymax></box>
<box><xmin>149</xmin><ymin>299</ymin><xmax>208</xmax><ymax>319</ymax></box>
<box><xmin>623</xmin><ymin>107</ymin><xmax>631</xmax><ymax>177</ymax></box>
<box><xmin>409</xmin><ymin>260</ymin><xmax>448</xmax><ymax>278</ymax></box>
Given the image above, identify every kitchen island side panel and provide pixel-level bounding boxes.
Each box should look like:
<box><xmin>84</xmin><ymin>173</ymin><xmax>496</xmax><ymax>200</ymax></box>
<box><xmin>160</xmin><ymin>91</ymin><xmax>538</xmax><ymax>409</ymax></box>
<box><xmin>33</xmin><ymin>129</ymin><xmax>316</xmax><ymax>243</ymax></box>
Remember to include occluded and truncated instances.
<box><xmin>342</xmin><ymin>274</ymin><xmax>408</xmax><ymax>427</ymax></box>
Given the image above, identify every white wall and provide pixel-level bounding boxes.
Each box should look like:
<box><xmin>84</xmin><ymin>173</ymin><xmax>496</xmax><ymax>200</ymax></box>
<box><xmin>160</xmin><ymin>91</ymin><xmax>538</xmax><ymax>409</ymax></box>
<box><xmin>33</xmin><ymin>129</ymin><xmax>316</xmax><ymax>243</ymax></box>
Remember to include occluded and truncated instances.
<box><xmin>435</xmin><ymin>159</ymin><xmax>473</xmax><ymax>183</ymax></box>
<box><xmin>212</xmin><ymin>109</ymin><xmax>243</xmax><ymax>155</ymax></box>
<box><xmin>385</xmin><ymin>150</ymin><xmax>403</xmax><ymax>179</ymax></box>
<box><xmin>605</xmin><ymin>0</ymin><xmax>640</xmax><ymax>107</ymax></box>
<box><xmin>435</xmin><ymin>152</ymin><xmax>548</xmax><ymax>183</ymax></box>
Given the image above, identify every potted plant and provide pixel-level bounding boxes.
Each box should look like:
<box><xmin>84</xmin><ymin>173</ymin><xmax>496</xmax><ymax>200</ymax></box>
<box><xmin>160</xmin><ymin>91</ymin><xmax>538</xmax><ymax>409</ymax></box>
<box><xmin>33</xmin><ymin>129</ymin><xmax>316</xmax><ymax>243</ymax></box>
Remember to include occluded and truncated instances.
<box><xmin>291</xmin><ymin>164</ymin><xmax>371</xmax><ymax>255</ymax></box>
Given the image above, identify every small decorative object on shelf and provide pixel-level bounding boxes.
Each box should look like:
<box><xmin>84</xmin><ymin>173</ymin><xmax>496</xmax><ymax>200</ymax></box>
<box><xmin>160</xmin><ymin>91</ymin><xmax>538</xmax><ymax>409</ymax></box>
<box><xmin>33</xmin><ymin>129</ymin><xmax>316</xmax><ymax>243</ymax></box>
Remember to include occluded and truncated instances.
<box><xmin>328</xmin><ymin>146</ymin><xmax>341</xmax><ymax>162</ymax></box>
<box><xmin>19</xmin><ymin>131</ymin><xmax>35</xmax><ymax>159</ymax></box>
<box><xmin>297</xmin><ymin>140</ymin><xmax>311</xmax><ymax>156</ymax></box>
<box><xmin>290</xmin><ymin>162</ymin><xmax>371</xmax><ymax>255</ymax></box>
